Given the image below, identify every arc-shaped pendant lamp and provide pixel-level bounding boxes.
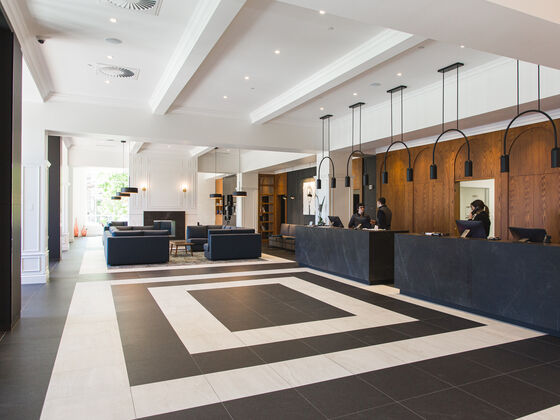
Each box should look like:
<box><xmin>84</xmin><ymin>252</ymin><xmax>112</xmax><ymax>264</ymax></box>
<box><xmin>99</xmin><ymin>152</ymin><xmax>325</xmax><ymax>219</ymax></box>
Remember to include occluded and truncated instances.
<box><xmin>501</xmin><ymin>61</ymin><xmax>560</xmax><ymax>172</ymax></box>
<box><xmin>232</xmin><ymin>148</ymin><xmax>247</xmax><ymax>197</ymax></box>
<box><xmin>316</xmin><ymin>114</ymin><xmax>336</xmax><ymax>189</ymax></box>
<box><xmin>120</xmin><ymin>140</ymin><xmax>139</xmax><ymax>194</ymax></box>
<box><xmin>430</xmin><ymin>63</ymin><xmax>472</xmax><ymax>179</ymax></box>
<box><xmin>344</xmin><ymin>102</ymin><xmax>369</xmax><ymax>188</ymax></box>
<box><xmin>381</xmin><ymin>85</ymin><xmax>413</xmax><ymax>183</ymax></box>
<box><xmin>209</xmin><ymin>147</ymin><xmax>222</xmax><ymax>199</ymax></box>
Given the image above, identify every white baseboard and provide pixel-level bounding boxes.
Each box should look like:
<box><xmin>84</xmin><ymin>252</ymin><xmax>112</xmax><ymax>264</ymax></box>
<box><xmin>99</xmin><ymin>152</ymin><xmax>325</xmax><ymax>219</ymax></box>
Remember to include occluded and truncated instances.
<box><xmin>21</xmin><ymin>272</ymin><xmax>49</xmax><ymax>284</ymax></box>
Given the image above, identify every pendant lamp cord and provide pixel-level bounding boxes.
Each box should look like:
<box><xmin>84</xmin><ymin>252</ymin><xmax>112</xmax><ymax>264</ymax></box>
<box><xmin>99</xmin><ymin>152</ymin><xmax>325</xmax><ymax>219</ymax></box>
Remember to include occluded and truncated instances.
<box><xmin>538</xmin><ymin>64</ymin><xmax>541</xmax><ymax>111</ymax></box>
<box><xmin>321</xmin><ymin>118</ymin><xmax>325</xmax><ymax>160</ymax></box>
<box><xmin>390</xmin><ymin>91</ymin><xmax>394</xmax><ymax>144</ymax></box>
<box><xmin>400</xmin><ymin>87</ymin><xmax>404</xmax><ymax>142</ymax></box>
<box><xmin>359</xmin><ymin>103</ymin><xmax>362</xmax><ymax>151</ymax></box>
<box><xmin>516</xmin><ymin>60</ymin><xmax>520</xmax><ymax>115</ymax></box>
<box><xmin>351</xmin><ymin>107</ymin><xmax>355</xmax><ymax>152</ymax></box>
<box><xmin>442</xmin><ymin>69</ymin><xmax>445</xmax><ymax>133</ymax></box>
<box><xmin>456</xmin><ymin>66</ymin><xmax>459</xmax><ymax>130</ymax></box>
<box><xmin>327</xmin><ymin>117</ymin><xmax>331</xmax><ymax>157</ymax></box>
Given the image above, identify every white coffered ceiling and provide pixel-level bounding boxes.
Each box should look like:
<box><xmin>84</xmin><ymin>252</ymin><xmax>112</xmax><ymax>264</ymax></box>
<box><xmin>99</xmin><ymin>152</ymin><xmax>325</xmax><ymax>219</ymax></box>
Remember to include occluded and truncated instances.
<box><xmin>5</xmin><ymin>0</ymin><xmax>560</xmax><ymax>155</ymax></box>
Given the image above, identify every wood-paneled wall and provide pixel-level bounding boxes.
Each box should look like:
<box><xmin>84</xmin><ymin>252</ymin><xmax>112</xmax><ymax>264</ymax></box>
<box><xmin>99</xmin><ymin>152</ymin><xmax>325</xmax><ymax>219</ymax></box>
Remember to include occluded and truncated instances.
<box><xmin>377</xmin><ymin>118</ymin><xmax>560</xmax><ymax>243</ymax></box>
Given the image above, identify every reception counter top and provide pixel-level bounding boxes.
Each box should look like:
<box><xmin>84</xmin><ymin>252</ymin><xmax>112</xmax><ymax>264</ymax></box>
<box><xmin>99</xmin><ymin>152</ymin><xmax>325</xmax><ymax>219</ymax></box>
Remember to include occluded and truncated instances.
<box><xmin>295</xmin><ymin>226</ymin><xmax>407</xmax><ymax>284</ymax></box>
<box><xmin>395</xmin><ymin>233</ymin><xmax>560</xmax><ymax>335</ymax></box>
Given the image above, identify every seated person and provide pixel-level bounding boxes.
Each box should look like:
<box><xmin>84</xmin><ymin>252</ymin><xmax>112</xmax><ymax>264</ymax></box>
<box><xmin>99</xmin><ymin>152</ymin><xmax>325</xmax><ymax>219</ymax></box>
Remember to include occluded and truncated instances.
<box><xmin>375</xmin><ymin>197</ymin><xmax>392</xmax><ymax>230</ymax></box>
<box><xmin>467</xmin><ymin>199</ymin><xmax>491</xmax><ymax>238</ymax></box>
<box><xmin>348</xmin><ymin>203</ymin><xmax>372</xmax><ymax>229</ymax></box>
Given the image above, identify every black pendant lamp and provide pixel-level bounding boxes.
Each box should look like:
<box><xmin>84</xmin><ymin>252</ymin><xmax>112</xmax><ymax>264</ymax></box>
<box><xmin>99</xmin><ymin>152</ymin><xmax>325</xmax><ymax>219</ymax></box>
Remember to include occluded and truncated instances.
<box><xmin>316</xmin><ymin>114</ymin><xmax>336</xmax><ymax>189</ymax></box>
<box><xmin>209</xmin><ymin>147</ymin><xmax>222</xmax><ymax>199</ymax></box>
<box><xmin>121</xmin><ymin>141</ymin><xmax>138</xmax><ymax>194</ymax></box>
<box><xmin>232</xmin><ymin>148</ymin><xmax>247</xmax><ymax>197</ymax></box>
<box><xmin>382</xmin><ymin>86</ymin><xmax>413</xmax><ymax>183</ymax></box>
<box><xmin>344</xmin><ymin>102</ymin><xmax>369</xmax><ymax>187</ymax></box>
<box><xmin>501</xmin><ymin>61</ymin><xmax>560</xmax><ymax>172</ymax></box>
<box><xmin>430</xmin><ymin>63</ymin><xmax>472</xmax><ymax>180</ymax></box>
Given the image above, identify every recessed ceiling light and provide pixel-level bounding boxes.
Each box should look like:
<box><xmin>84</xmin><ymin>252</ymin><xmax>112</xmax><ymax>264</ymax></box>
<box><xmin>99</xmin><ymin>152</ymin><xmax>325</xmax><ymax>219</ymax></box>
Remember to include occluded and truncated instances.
<box><xmin>460</xmin><ymin>44</ymin><xmax>465</xmax><ymax>48</ymax></box>
<box><xmin>105</xmin><ymin>37</ymin><xmax>122</xmax><ymax>44</ymax></box>
<box><xmin>104</xmin><ymin>80</ymin><xmax>110</xmax><ymax>84</ymax></box>
<box><xmin>107</xmin><ymin>55</ymin><xmax>113</xmax><ymax>60</ymax></box>
<box><xmin>319</xmin><ymin>10</ymin><xmax>326</xmax><ymax>14</ymax></box>
<box><xmin>274</xmin><ymin>50</ymin><xmax>280</xmax><ymax>55</ymax></box>
<box><xmin>223</xmin><ymin>95</ymin><xmax>228</xmax><ymax>99</ymax></box>
<box><xmin>244</xmin><ymin>76</ymin><xmax>250</xmax><ymax>80</ymax></box>
<box><xmin>397</xmin><ymin>72</ymin><xmax>402</xmax><ymax>77</ymax></box>
<box><xmin>109</xmin><ymin>17</ymin><xmax>117</xmax><ymax>23</ymax></box>
<box><xmin>353</xmin><ymin>92</ymin><xmax>358</xmax><ymax>96</ymax></box>
<box><xmin>320</xmin><ymin>107</ymin><xmax>324</xmax><ymax>111</ymax></box>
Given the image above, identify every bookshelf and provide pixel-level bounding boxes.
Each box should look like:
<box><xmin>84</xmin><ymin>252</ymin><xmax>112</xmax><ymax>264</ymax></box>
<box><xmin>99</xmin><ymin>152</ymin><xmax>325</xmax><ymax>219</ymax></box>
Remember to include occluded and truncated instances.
<box><xmin>215</xmin><ymin>178</ymin><xmax>223</xmax><ymax>225</ymax></box>
<box><xmin>258</xmin><ymin>174</ymin><xmax>275</xmax><ymax>240</ymax></box>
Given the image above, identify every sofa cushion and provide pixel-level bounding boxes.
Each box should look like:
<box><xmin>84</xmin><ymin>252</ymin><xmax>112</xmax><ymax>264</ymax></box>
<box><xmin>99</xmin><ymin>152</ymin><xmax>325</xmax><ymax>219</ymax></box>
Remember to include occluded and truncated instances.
<box><xmin>144</xmin><ymin>229</ymin><xmax>170</xmax><ymax>236</ymax></box>
<box><xmin>187</xmin><ymin>225</ymin><xmax>207</xmax><ymax>240</ymax></box>
<box><xmin>108</xmin><ymin>221</ymin><xmax>128</xmax><ymax>227</ymax></box>
<box><xmin>208</xmin><ymin>225</ymin><xmax>222</xmax><ymax>230</ymax></box>
<box><xmin>134</xmin><ymin>225</ymin><xmax>154</xmax><ymax>230</ymax></box>
<box><xmin>114</xmin><ymin>226</ymin><xmax>133</xmax><ymax>231</ymax></box>
<box><xmin>190</xmin><ymin>237</ymin><xmax>207</xmax><ymax>244</ymax></box>
<box><xmin>280</xmin><ymin>224</ymin><xmax>290</xmax><ymax>236</ymax></box>
<box><xmin>112</xmin><ymin>229</ymin><xmax>141</xmax><ymax>237</ymax></box>
<box><xmin>289</xmin><ymin>224</ymin><xmax>297</xmax><ymax>237</ymax></box>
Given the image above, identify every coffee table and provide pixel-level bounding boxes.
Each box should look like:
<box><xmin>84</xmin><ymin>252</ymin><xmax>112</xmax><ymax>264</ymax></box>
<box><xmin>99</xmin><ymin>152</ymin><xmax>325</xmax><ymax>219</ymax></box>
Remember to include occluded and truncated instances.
<box><xmin>170</xmin><ymin>240</ymin><xmax>194</xmax><ymax>257</ymax></box>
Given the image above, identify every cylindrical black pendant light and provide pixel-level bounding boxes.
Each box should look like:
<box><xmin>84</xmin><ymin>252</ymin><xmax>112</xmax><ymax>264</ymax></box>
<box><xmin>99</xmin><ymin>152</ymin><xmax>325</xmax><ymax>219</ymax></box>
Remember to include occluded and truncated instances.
<box><xmin>210</xmin><ymin>147</ymin><xmax>223</xmax><ymax>199</ymax></box>
<box><xmin>344</xmin><ymin>102</ymin><xmax>369</xmax><ymax>187</ymax></box>
<box><xmin>316</xmin><ymin>114</ymin><xmax>336</xmax><ymax>189</ymax></box>
<box><xmin>381</xmin><ymin>86</ymin><xmax>413</xmax><ymax>183</ymax></box>
<box><xmin>501</xmin><ymin>61</ymin><xmax>560</xmax><ymax>172</ymax></box>
<box><xmin>120</xmin><ymin>141</ymin><xmax>139</xmax><ymax>194</ymax></box>
<box><xmin>430</xmin><ymin>63</ymin><xmax>472</xmax><ymax>180</ymax></box>
<box><xmin>232</xmin><ymin>148</ymin><xmax>247</xmax><ymax>197</ymax></box>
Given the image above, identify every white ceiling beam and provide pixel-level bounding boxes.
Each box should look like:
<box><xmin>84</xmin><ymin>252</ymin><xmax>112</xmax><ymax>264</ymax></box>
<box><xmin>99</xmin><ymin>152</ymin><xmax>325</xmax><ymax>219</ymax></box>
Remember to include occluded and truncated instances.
<box><xmin>250</xmin><ymin>30</ymin><xmax>425</xmax><ymax>124</ymax></box>
<box><xmin>1</xmin><ymin>0</ymin><xmax>53</xmax><ymax>101</ymax></box>
<box><xmin>149</xmin><ymin>0</ymin><xmax>246</xmax><ymax>115</ymax></box>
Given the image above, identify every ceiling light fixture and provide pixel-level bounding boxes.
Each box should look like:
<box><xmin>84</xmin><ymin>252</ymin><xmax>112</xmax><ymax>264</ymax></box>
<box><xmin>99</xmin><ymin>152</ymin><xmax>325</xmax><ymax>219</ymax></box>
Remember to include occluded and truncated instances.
<box><xmin>210</xmin><ymin>148</ymin><xmax>222</xmax><ymax>199</ymax></box>
<box><xmin>105</xmin><ymin>37</ymin><xmax>122</xmax><ymax>44</ymax></box>
<box><xmin>223</xmin><ymin>95</ymin><xmax>228</xmax><ymax>99</ymax></box>
<box><xmin>274</xmin><ymin>50</ymin><xmax>280</xmax><ymax>55</ymax></box>
<box><xmin>344</xmin><ymin>102</ymin><xmax>370</xmax><ymax>187</ymax></box>
<box><xmin>121</xmin><ymin>140</ymin><xmax>139</xmax><ymax>193</ymax></box>
<box><xmin>109</xmin><ymin>17</ymin><xmax>118</xmax><ymax>23</ymax></box>
<box><xmin>352</xmin><ymin>92</ymin><xmax>357</xmax><ymax>96</ymax></box>
<box><xmin>397</xmin><ymin>72</ymin><xmax>402</xmax><ymax>77</ymax></box>
<box><xmin>430</xmin><ymin>62</ymin><xmax>472</xmax><ymax>180</ymax></box>
<box><xmin>381</xmin><ymin>86</ymin><xmax>413</xmax><ymax>184</ymax></box>
<box><xmin>244</xmin><ymin>76</ymin><xmax>250</xmax><ymax>80</ymax></box>
<box><xmin>105</xmin><ymin>80</ymin><xmax>110</xmax><ymax>84</ymax></box>
<box><xmin>316</xmin><ymin>114</ymin><xmax>336</xmax><ymax>189</ymax></box>
<box><xmin>320</xmin><ymin>107</ymin><xmax>324</xmax><ymax>111</ymax></box>
<box><xmin>460</xmin><ymin>45</ymin><xmax>465</xmax><ymax>48</ymax></box>
<box><xmin>107</xmin><ymin>55</ymin><xmax>113</xmax><ymax>60</ymax></box>
<box><xmin>501</xmin><ymin>61</ymin><xmax>559</xmax><ymax>172</ymax></box>
<box><xmin>319</xmin><ymin>10</ymin><xmax>326</xmax><ymax>14</ymax></box>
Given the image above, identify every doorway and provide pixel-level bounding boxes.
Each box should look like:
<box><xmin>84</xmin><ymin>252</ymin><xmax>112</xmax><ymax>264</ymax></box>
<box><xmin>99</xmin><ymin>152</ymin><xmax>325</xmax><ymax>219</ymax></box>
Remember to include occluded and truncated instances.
<box><xmin>458</xmin><ymin>179</ymin><xmax>495</xmax><ymax>237</ymax></box>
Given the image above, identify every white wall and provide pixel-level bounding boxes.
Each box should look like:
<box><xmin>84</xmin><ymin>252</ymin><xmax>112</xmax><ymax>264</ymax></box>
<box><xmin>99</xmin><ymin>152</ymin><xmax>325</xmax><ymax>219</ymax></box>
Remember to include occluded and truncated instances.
<box><xmin>60</xmin><ymin>139</ymin><xmax>70</xmax><ymax>252</ymax></box>
<box><xmin>236</xmin><ymin>172</ymin><xmax>258</xmax><ymax>230</ymax></box>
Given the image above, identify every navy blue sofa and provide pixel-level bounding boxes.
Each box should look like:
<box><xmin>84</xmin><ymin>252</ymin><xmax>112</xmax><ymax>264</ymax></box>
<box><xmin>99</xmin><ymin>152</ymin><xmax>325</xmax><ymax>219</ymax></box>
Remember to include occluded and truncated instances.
<box><xmin>103</xmin><ymin>226</ymin><xmax>170</xmax><ymax>266</ymax></box>
<box><xmin>203</xmin><ymin>229</ymin><xmax>261</xmax><ymax>260</ymax></box>
<box><xmin>186</xmin><ymin>224</ymin><xmax>230</xmax><ymax>251</ymax></box>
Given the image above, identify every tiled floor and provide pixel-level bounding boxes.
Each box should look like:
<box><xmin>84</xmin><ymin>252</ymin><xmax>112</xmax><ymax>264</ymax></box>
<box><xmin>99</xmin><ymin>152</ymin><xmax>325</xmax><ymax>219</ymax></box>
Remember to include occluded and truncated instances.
<box><xmin>2</xmin><ymin>238</ymin><xmax>560</xmax><ymax>419</ymax></box>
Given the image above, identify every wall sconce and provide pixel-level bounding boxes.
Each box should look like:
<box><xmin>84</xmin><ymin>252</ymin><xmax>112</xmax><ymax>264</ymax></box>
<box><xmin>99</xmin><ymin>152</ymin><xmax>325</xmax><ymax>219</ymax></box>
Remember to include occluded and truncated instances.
<box><xmin>181</xmin><ymin>184</ymin><xmax>188</xmax><ymax>193</ymax></box>
<box><xmin>141</xmin><ymin>184</ymin><xmax>147</xmax><ymax>192</ymax></box>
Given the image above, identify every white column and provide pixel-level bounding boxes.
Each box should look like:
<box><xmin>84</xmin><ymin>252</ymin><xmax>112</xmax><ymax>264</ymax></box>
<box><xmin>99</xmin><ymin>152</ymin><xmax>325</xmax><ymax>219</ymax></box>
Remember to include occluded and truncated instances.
<box><xmin>236</xmin><ymin>172</ymin><xmax>258</xmax><ymax>230</ymax></box>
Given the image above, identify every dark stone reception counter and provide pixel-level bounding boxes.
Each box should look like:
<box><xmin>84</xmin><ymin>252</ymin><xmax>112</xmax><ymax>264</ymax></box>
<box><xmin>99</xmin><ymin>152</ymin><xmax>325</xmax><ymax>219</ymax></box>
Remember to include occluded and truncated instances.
<box><xmin>395</xmin><ymin>233</ymin><xmax>560</xmax><ymax>335</ymax></box>
<box><xmin>295</xmin><ymin>226</ymin><xmax>407</xmax><ymax>284</ymax></box>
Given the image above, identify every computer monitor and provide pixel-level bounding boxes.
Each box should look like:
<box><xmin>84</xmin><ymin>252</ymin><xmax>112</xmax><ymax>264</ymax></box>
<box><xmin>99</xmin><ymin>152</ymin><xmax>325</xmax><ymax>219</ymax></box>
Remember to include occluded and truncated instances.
<box><xmin>509</xmin><ymin>227</ymin><xmax>547</xmax><ymax>243</ymax></box>
<box><xmin>455</xmin><ymin>220</ymin><xmax>487</xmax><ymax>239</ymax></box>
<box><xmin>328</xmin><ymin>216</ymin><xmax>343</xmax><ymax>228</ymax></box>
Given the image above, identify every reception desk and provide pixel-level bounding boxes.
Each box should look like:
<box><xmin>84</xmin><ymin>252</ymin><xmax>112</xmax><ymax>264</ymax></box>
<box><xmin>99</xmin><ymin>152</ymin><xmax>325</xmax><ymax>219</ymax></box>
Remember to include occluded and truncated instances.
<box><xmin>395</xmin><ymin>233</ymin><xmax>560</xmax><ymax>336</ymax></box>
<box><xmin>296</xmin><ymin>226</ymin><xmax>407</xmax><ymax>284</ymax></box>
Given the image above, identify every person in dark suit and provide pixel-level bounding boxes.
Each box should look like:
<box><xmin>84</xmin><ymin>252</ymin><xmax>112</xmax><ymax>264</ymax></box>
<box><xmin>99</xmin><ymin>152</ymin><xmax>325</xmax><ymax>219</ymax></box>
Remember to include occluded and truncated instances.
<box><xmin>348</xmin><ymin>203</ymin><xmax>371</xmax><ymax>229</ymax></box>
<box><xmin>375</xmin><ymin>197</ymin><xmax>392</xmax><ymax>230</ymax></box>
<box><xmin>467</xmin><ymin>199</ymin><xmax>491</xmax><ymax>237</ymax></box>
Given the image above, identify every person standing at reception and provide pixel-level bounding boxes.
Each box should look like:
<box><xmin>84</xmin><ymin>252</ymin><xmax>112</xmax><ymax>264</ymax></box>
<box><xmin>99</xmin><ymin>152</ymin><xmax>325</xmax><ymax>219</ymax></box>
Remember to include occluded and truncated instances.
<box><xmin>376</xmin><ymin>197</ymin><xmax>392</xmax><ymax>230</ymax></box>
<box><xmin>467</xmin><ymin>199</ymin><xmax>491</xmax><ymax>238</ymax></box>
<box><xmin>348</xmin><ymin>203</ymin><xmax>372</xmax><ymax>229</ymax></box>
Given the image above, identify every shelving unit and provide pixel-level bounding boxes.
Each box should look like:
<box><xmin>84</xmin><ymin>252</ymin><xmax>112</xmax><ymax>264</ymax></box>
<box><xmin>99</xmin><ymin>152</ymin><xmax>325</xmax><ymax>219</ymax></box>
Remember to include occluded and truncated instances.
<box><xmin>258</xmin><ymin>175</ymin><xmax>275</xmax><ymax>240</ymax></box>
<box><xmin>215</xmin><ymin>178</ymin><xmax>223</xmax><ymax>225</ymax></box>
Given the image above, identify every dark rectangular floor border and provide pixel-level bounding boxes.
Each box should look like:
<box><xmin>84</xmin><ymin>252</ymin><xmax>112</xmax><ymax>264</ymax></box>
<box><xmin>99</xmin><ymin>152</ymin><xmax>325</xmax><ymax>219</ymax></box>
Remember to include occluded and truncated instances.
<box><xmin>79</xmin><ymin>262</ymin><xmax>299</xmax><ymax>282</ymax></box>
<box><xmin>112</xmin><ymin>270</ymin><xmax>485</xmax><ymax>386</ymax></box>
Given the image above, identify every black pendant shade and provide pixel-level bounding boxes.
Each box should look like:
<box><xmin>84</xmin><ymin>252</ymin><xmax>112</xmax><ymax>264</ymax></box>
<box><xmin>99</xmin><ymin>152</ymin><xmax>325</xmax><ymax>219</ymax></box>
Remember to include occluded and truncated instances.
<box><xmin>316</xmin><ymin>114</ymin><xmax>336</xmax><ymax>190</ymax></box>
<box><xmin>232</xmin><ymin>190</ymin><xmax>247</xmax><ymax>197</ymax></box>
<box><xmin>111</xmin><ymin>195</ymin><xmax>121</xmax><ymax>200</ymax></box>
<box><xmin>117</xmin><ymin>191</ymin><xmax>130</xmax><ymax>197</ymax></box>
<box><xmin>465</xmin><ymin>160</ymin><xmax>473</xmax><ymax>177</ymax></box>
<box><xmin>210</xmin><ymin>193</ymin><xmax>222</xmax><ymax>199</ymax></box>
<box><xmin>430</xmin><ymin>164</ymin><xmax>437</xmax><ymax>180</ymax></box>
<box><xmin>382</xmin><ymin>171</ymin><xmax>388</xmax><ymax>184</ymax></box>
<box><xmin>121</xmin><ymin>187</ymin><xmax>138</xmax><ymax>194</ymax></box>
<box><xmin>344</xmin><ymin>176</ymin><xmax>351</xmax><ymax>187</ymax></box>
<box><xmin>552</xmin><ymin>148</ymin><xmax>560</xmax><ymax>168</ymax></box>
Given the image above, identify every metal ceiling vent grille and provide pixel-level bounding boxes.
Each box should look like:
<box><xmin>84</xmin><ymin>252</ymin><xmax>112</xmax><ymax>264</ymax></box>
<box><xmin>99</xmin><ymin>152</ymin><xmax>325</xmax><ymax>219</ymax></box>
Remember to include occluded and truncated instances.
<box><xmin>97</xmin><ymin>64</ymin><xmax>140</xmax><ymax>80</ymax></box>
<box><xmin>102</xmin><ymin>0</ymin><xmax>162</xmax><ymax>15</ymax></box>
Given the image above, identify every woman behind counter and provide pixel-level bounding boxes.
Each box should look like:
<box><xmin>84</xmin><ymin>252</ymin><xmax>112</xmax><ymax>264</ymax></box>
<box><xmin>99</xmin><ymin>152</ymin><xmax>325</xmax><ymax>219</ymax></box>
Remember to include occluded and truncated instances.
<box><xmin>467</xmin><ymin>199</ymin><xmax>491</xmax><ymax>238</ymax></box>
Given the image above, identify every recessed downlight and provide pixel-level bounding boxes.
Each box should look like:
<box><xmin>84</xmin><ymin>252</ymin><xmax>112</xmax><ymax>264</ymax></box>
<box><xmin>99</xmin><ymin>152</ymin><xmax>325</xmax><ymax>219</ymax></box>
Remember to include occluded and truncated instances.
<box><xmin>223</xmin><ymin>95</ymin><xmax>228</xmax><ymax>99</ymax></box>
<box><xmin>107</xmin><ymin>55</ymin><xmax>113</xmax><ymax>60</ymax></box>
<box><xmin>274</xmin><ymin>50</ymin><xmax>280</xmax><ymax>55</ymax></box>
<box><xmin>397</xmin><ymin>72</ymin><xmax>402</xmax><ymax>77</ymax></box>
<box><xmin>109</xmin><ymin>17</ymin><xmax>118</xmax><ymax>23</ymax></box>
<box><xmin>320</xmin><ymin>107</ymin><xmax>324</xmax><ymax>111</ymax></box>
<box><xmin>105</xmin><ymin>37</ymin><xmax>122</xmax><ymax>44</ymax></box>
<box><xmin>353</xmin><ymin>92</ymin><xmax>358</xmax><ymax>96</ymax></box>
<box><xmin>105</xmin><ymin>80</ymin><xmax>111</xmax><ymax>84</ymax></box>
<box><xmin>319</xmin><ymin>10</ymin><xmax>326</xmax><ymax>14</ymax></box>
<box><xmin>244</xmin><ymin>76</ymin><xmax>250</xmax><ymax>80</ymax></box>
<box><xmin>460</xmin><ymin>44</ymin><xmax>465</xmax><ymax>48</ymax></box>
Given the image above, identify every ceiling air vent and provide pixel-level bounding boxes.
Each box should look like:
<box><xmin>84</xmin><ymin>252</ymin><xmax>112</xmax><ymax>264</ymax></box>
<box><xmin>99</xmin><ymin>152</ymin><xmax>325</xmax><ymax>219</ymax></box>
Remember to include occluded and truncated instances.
<box><xmin>96</xmin><ymin>64</ymin><xmax>140</xmax><ymax>80</ymax></box>
<box><xmin>101</xmin><ymin>0</ymin><xmax>162</xmax><ymax>15</ymax></box>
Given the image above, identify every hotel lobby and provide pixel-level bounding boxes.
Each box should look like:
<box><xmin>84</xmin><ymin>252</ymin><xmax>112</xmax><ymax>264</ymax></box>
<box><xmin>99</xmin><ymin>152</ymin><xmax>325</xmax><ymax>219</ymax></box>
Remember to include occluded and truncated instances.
<box><xmin>2</xmin><ymin>1</ymin><xmax>560</xmax><ymax>419</ymax></box>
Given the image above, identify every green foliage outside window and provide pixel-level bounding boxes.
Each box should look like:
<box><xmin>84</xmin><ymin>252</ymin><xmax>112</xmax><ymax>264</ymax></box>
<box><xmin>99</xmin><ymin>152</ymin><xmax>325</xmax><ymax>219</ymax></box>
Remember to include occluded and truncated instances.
<box><xmin>96</xmin><ymin>172</ymin><xmax>129</xmax><ymax>225</ymax></box>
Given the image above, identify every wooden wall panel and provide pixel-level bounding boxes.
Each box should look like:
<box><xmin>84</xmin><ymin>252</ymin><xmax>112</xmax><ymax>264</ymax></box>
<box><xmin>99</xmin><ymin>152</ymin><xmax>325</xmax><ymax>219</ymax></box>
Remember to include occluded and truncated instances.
<box><xmin>377</xmin><ymin>118</ymin><xmax>560</xmax><ymax>243</ymax></box>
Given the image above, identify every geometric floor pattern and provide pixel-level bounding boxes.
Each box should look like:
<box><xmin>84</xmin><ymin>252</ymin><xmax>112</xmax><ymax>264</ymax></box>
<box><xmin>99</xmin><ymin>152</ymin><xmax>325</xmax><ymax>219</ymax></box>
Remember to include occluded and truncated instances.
<box><xmin>37</xmin><ymin>255</ymin><xmax>560</xmax><ymax>419</ymax></box>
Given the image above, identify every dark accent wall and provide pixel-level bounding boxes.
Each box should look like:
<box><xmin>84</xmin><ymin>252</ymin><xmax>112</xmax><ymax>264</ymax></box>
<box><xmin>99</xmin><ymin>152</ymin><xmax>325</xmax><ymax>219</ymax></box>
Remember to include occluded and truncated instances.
<box><xmin>222</xmin><ymin>175</ymin><xmax>237</xmax><ymax>225</ymax></box>
<box><xmin>0</xmin><ymin>17</ymin><xmax>22</xmax><ymax>331</ymax></box>
<box><xmin>48</xmin><ymin>136</ymin><xmax>61</xmax><ymax>262</ymax></box>
<box><xmin>287</xmin><ymin>167</ymin><xmax>317</xmax><ymax>226</ymax></box>
<box><xmin>144</xmin><ymin>211</ymin><xmax>186</xmax><ymax>240</ymax></box>
<box><xmin>362</xmin><ymin>156</ymin><xmax>377</xmax><ymax>219</ymax></box>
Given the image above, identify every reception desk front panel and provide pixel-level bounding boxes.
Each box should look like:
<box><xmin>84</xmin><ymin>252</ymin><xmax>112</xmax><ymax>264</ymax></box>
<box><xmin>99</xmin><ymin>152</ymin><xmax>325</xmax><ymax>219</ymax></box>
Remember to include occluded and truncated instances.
<box><xmin>296</xmin><ymin>226</ymin><xmax>406</xmax><ymax>284</ymax></box>
<box><xmin>395</xmin><ymin>234</ymin><xmax>560</xmax><ymax>336</ymax></box>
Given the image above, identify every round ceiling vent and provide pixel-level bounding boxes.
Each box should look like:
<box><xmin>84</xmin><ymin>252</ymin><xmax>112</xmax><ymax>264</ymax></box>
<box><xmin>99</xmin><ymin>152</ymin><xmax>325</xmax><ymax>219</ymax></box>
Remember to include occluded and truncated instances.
<box><xmin>98</xmin><ymin>65</ymin><xmax>136</xmax><ymax>79</ymax></box>
<box><xmin>106</xmin><ymin>0</ymin><xmax>157</xmax><ymax>11</ymax></box>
